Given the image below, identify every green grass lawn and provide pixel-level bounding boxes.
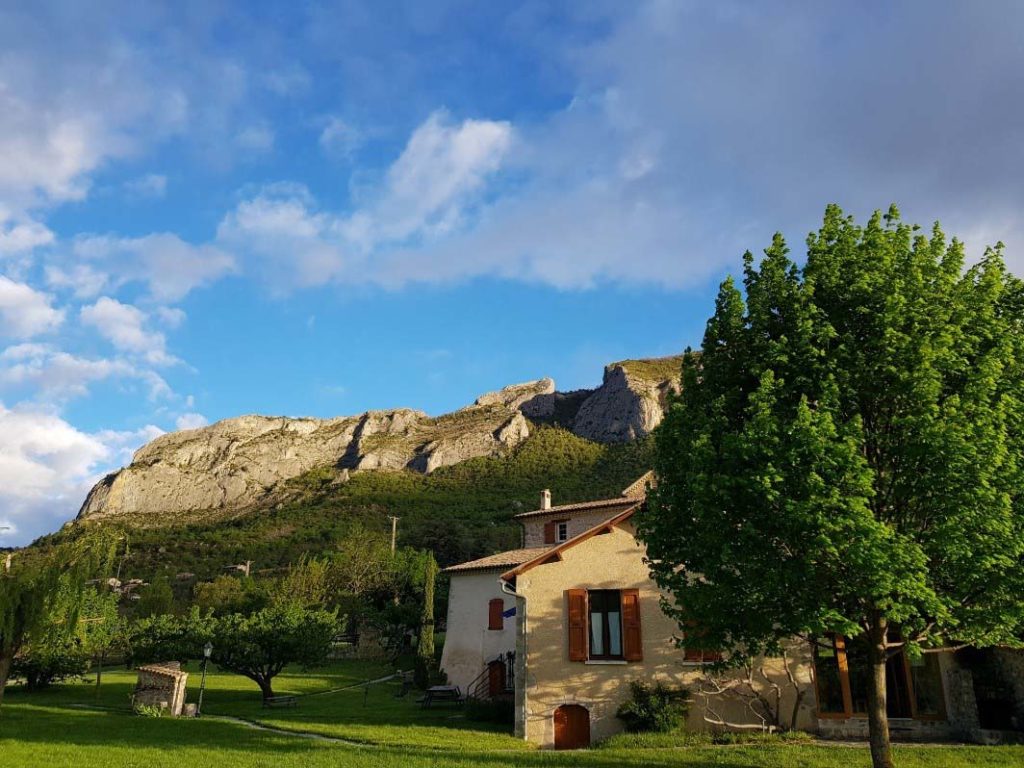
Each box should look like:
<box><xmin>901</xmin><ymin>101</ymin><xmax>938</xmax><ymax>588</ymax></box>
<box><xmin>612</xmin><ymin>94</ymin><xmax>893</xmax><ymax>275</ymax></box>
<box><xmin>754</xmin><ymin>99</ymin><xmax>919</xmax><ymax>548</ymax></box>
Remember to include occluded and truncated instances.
<box><xmin>1</xmin><ymin>662</ymin><xmax>1022</xmax><ymax>768</ymax></box>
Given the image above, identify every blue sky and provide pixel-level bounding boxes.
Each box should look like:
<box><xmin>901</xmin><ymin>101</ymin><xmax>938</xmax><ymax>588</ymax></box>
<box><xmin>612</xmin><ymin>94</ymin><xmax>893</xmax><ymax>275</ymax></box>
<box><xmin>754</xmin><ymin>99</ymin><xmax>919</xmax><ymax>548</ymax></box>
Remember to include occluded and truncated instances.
<box><xmin>2</xmin><ymin>1</ymin><xmax>1023</xmax><ymax>544</ymax></box>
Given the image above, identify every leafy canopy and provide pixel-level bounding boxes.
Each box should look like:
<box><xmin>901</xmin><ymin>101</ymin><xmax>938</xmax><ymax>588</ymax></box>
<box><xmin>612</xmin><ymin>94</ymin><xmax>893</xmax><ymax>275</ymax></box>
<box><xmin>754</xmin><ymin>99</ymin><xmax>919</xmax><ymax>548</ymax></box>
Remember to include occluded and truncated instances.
<box><xmin>639</xmin><ymin>205</ymin><xmax>1024</xmax><ymax>657</ymax></box>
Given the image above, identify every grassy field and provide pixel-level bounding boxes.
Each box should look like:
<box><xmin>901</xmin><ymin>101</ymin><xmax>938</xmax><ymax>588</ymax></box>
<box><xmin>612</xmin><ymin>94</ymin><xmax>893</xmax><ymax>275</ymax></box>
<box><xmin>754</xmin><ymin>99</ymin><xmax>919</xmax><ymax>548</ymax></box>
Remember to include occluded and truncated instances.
<box><xmin>1</xmin><ymin>662</ymin><xmax>1022</xmax><ymax>767</ymax></box>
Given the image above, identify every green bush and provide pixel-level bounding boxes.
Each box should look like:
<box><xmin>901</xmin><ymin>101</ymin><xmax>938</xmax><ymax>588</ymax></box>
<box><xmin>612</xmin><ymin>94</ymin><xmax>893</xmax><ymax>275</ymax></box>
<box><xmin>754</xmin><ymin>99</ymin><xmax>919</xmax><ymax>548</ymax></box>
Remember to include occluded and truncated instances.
<box><xmin>465</xmin><ymin>696</ymin><xmax>514</xmax><ymax>725</ymax></box>
<box><xmin>615</xmin><ymin>680</ymin><xmax>690</xmax><ymax>733</ymax></box>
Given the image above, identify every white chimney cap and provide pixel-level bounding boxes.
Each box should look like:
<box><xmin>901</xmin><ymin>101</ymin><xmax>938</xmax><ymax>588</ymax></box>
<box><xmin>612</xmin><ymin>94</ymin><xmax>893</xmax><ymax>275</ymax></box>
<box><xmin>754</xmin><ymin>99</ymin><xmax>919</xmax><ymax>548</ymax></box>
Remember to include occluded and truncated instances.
<box><xmin>541</xmin><ymin>489</ymin><xmax>551</xmax><ymax>510</ymax></box>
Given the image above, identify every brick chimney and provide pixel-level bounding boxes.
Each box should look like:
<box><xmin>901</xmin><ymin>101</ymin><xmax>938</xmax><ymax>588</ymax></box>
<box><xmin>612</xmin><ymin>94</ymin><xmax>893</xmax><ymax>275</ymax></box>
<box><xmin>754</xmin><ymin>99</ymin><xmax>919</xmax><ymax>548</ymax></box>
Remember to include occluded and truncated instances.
<box><xmin>540</xmin><ymin>489</ymin><xmax>551</xmax><ymax>510</ymax></box>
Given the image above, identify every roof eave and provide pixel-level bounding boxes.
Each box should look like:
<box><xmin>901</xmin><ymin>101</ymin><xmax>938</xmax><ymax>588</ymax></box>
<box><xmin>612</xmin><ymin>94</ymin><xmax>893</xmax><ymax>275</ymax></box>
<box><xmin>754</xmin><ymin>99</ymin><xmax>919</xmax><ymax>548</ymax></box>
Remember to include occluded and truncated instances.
<box><xmin>500</xmin><ymin>502</ymin><xmax>641</xmax><ymax>581</ymax></box>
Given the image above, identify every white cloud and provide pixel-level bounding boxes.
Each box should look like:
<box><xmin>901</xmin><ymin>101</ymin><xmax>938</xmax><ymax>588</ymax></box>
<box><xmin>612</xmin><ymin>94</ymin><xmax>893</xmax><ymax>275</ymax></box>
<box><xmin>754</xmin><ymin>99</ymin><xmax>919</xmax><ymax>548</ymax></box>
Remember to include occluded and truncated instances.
<box><xmin>0</xmin><ymin>343</ymin><xmax>170</xmax><ymax>400</ymax></box>
<box><xmin>124</xmin><ymin>173</ymin><xmax>168</xmax><ymax>198</ymax></box>
<box><xmin>155</xmin><ymin>306</ymin><xmax>187</xmax><ymax>328</ymax></box>
<box><xmin>71</xmin><ymin>232</ymin><xmax>235</xmax><ymax>302</ymax></box>
<box><xmin>367</xmin><ymin>110</ymin><xmax>513</xmax><ymax>242</ymax></box>
<box><xmin>236</xmin><ymin>123</ymin><xmax>275</xmax><ymax>153</ymax></box>
<box><xmin>0</xmin><ymin>402</ymin><xmax>108</xmax><ymax>499</ymax></box>
<box><xmin>217</xmin><ymin>189</ymin><xmax>346</xmax><ymax>289</ymax></box>
<box><xmin>217</xmin><ymin>110</ymin><xmax>513</xmax><ymax>289</ymax></box>
<box><xmin>94</xmin><ymin>423</ymin><xmax>165</xmax><ymax>465</ymax></box>
<box><xmin>0</xmin><ymin>401</ymin><xmax>165</xmax><ymax>543</ymax></box>
<box><xmin>0</xmin><ymin>401</ymin><xmax>108</xmax><ymax>540</ymax></box>
<box><xmin>0</xmin><ymin>207</ymin><xmax>55</xmax><ymax>256</ymax></box>
<box><xmin>44</xmin><ymin>263</ymin><xmax>108</xmax><ymax>298</ymax></box>
<box><xmin>0</xmin><ymin>276</ymin><xmax>65</xmax><ymax>338</ymax></box>
<box><xmin>319</xmin><ymin>117</ymin><xmax>362</xmax><ymax>158</ymax></box>
<box><xmin>79</xmin><ymin>297</ymin><xmax>177</xmax><ymax>366</ymax></box>
<box><xmin>263</xmin><ymin>65</ymin><xmax>311</xmax><ymax>97</ymax></box>
<box><xmin>175</xmin><ymin>412</ymin><xmax>208</xmax><ymax>430</ymax></box>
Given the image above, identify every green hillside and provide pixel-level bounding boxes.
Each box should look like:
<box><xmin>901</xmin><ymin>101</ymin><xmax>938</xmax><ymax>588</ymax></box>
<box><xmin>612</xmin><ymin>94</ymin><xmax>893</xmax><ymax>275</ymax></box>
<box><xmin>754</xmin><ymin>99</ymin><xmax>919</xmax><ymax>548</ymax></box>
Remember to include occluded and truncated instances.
<box><xmin>100</xmin><ymin>426</ymin><xmax>652</xmax><ymax>583</ymax></box>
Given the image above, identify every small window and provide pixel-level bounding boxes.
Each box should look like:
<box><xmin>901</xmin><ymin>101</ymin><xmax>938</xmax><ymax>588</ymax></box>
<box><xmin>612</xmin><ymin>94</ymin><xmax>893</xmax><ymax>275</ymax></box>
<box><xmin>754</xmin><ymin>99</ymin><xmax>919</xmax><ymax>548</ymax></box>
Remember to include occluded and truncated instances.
<box><xmin>588</xmin><ymin>590</ymin><xmax>623</xmax><ymax>659</ymax></box>
<box><xmin>488</xmin><ymin>598</ymin><xmax>504</xmax><ymax>630</ymax></box>
<box><xmin>557</xmin><ymin>521</ymin><xmax>569</xmax><ymax>542</ymax></box>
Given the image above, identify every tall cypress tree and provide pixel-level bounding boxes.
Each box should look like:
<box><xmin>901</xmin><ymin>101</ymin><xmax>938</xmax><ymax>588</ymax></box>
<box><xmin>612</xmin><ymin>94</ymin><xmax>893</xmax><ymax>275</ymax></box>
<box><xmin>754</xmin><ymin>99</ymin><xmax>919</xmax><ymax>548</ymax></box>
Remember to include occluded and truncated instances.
<box><xmin>638</xmin><ymin>205</ymin><xmax>1024</xmax><ymax>768</ymax></box>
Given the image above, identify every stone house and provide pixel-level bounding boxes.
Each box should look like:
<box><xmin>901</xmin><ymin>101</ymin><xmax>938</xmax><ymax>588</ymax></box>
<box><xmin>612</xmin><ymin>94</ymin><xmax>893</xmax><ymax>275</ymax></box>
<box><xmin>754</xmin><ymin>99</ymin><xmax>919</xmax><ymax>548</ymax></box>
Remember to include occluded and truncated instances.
<box><xmin>440</xmin><ymin>475</ymin><xmax>1024</xmax><ymax>749</ymax></box>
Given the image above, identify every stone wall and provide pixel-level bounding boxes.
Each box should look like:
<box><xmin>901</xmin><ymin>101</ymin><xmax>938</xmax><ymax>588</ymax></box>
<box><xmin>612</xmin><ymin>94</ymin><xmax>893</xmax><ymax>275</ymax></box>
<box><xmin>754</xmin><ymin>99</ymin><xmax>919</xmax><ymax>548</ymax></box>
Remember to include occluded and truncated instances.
<box><xmin>992</xmin><ymin>648</ymin><xmax>1024</xmax><ymax>731</ymax></box>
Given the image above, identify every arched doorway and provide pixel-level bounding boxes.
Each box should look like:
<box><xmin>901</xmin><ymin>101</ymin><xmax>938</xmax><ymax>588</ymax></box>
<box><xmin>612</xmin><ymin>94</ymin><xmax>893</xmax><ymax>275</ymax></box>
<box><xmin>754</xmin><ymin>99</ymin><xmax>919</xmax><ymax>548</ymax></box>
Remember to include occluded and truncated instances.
<box><xmin>553</xmin><ymin>704</ymin><xmax>590</xmax><ymax>750</ymax></box>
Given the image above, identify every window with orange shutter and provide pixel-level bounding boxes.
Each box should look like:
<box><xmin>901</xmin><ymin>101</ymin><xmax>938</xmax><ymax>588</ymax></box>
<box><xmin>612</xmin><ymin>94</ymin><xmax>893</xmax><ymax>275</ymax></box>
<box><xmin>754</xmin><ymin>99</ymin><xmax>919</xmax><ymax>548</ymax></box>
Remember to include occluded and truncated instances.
<box><xmin>566</xmin><ymin>589</ymin><xmax>643</xmax><ymax>662</ymax></box>
<box><xmin>488</xmin><ymin>598</ymin><xmax>504</xmax><ymax>630</ymax></box>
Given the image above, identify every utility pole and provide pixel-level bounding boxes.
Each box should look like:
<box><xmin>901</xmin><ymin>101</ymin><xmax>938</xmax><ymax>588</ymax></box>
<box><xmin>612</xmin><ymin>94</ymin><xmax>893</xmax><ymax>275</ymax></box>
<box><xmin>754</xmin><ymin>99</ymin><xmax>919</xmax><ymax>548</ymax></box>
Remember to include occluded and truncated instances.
<box><xmin>389</xmin><ymin>516</ymin><xmax>400</xmax><ymax>554</ymax></box>
<box><xmin>388</xmin><ymin>515</ymin><xmax>401</xmax><ymax>606</ymax></box>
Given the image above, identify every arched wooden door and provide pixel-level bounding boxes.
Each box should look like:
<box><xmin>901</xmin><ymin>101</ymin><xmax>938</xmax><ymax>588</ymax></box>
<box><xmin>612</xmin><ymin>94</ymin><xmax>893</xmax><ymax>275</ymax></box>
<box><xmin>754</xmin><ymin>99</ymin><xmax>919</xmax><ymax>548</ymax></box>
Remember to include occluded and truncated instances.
<box><xmin>487</xmin><ymin>660</ymin><xmax>506</xmax><ymax>696</ymax></box>
<box><xmin>553</xmin><ymin>704</ymin><xmax>590</xmax><ymax>750</ymax></box>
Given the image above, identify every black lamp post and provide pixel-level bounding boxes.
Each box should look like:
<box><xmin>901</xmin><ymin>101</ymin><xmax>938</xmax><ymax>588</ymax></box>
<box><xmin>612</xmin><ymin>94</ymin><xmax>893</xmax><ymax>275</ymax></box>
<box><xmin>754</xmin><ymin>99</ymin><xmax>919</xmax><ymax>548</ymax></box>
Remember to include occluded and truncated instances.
<box><xmin>197</xmin><ymin>641</ymin><xmax>213</xmax><ymax>716</ymax></box>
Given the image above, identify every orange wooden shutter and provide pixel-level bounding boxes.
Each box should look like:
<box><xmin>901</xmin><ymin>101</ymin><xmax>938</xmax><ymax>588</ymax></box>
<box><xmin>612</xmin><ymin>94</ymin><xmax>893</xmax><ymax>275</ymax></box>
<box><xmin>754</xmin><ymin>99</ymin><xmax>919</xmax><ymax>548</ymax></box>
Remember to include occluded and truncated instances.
<box><xmin>567</xmin><ymin>589</ymin><xmax>587</xmax><ymax>661</ymax></box>
<box><xmin>544</xmin><ymin>521</ymin><xmax>556</xmax><ymax>544</ymax></box>
<box><xmin>621</xmin><ymin>589</ymin><xmax>643</xmax><ymax>661</ymax></box>
<box><xmin>488</xmin><ymin>598</ymin><xmax>504</xmax><ymax>630</ymax></box>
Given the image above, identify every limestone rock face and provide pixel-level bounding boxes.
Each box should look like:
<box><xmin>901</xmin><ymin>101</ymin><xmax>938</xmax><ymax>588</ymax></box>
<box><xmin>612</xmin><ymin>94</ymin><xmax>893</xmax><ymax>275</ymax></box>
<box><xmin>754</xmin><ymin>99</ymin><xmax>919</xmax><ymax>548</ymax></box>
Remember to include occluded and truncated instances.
<box><xmin>475</xmin><ymin>378</ymin><xmax>555</xmax><ymax>412</ymax></box>
<box><xmin>77</xmin><ymin>398</ymin><xmax>543</xmax><ymax>525</ymax></box>
<box><xmin>76</xmin><ymin>356</ymin><xmax>683</xmax><ymax>525</ymax></box>
<box><xmin>571</xmin><ymin>357</ymin><xmax>682</xmax><ymax>443</ymax></box>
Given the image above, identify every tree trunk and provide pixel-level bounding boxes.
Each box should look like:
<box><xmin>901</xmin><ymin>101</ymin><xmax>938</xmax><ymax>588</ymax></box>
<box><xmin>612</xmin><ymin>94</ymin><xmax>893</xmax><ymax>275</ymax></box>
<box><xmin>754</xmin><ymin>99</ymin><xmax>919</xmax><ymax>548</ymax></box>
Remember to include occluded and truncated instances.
<box><xmin>866</xmin><ymin>617</ymin><xmax>894</xmax><ymax>768</ymax></box>
<box><xmin>255</xmin><ymin>675</ymin><xmax>274</xmax><ymax>701</ymax></box>
<box><xmin>0</xmin><ymin>653</ymin><xmax>12</xmax><ymax>709</ymax></box>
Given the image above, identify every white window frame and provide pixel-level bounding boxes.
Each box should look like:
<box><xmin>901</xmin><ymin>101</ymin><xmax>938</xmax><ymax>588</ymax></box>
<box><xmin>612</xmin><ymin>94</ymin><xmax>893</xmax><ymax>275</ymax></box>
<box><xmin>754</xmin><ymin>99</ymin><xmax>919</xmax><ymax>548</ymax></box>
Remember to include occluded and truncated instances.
<box><xmin>557</xmin><ymin>521</ymin><xmax>569</xmax><ymax>542</ymax></box>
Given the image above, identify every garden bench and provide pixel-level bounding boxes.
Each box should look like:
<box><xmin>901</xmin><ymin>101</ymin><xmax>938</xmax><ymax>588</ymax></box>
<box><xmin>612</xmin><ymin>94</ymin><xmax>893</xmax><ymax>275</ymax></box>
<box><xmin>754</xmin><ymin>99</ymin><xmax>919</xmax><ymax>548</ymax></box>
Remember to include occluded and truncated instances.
<box><xmin>263</xmin><ymin>695</ymin><xmax>298</xmax><ymax>708</ymax></box>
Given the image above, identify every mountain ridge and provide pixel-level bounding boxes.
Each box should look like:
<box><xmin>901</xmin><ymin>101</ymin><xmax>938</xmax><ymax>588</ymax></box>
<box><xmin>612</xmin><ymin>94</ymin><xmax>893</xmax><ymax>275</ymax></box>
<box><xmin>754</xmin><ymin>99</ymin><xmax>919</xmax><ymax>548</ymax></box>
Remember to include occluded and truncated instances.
<box><xmin>76</xmin><ymin>354</ymin><xmax>683</xmax><ymax>529</ymax></box>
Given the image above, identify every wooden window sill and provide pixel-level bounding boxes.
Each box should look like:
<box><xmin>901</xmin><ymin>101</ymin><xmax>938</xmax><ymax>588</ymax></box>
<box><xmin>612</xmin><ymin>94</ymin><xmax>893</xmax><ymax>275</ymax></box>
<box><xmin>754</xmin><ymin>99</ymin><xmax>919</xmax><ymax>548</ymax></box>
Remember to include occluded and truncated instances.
<box><xmin>585</xmin><ymin>659</ymin><xmax>627</xmax><ymax>665</ymax></box>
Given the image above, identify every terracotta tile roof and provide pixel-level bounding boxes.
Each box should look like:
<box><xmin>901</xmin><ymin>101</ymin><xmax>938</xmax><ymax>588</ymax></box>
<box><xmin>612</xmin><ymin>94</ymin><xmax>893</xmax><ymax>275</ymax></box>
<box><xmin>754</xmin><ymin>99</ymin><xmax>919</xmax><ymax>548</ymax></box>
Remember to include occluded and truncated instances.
<box><xmin>621</xmin><ymin>470</ymin><xmax>656</xmax><ymax>499</ymax></box>
<box><xmin>513</xmin><ymin>496</ymin><xmax>638</xmax><ymax>520</ymax></box>
<box><xmin>444</xmin><ymin>546</ymin><xmax>554</xmax><ymax>573</ymax></box>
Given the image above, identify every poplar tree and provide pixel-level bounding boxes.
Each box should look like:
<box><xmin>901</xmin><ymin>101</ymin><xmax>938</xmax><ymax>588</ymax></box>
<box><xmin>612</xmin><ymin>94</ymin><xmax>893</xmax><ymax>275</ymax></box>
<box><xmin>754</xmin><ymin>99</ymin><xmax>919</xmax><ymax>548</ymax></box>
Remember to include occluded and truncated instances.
<box><xmin>638</xmin><ymin>205</ymin><xmax>1024</xmax><ymax>768</ymax></box>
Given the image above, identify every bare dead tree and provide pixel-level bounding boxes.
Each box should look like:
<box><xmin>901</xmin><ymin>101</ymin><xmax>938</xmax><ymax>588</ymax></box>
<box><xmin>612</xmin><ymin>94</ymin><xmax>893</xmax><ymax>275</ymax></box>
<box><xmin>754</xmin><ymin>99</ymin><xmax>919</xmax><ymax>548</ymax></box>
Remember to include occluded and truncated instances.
<box><xmin>695</xmin><ymin>647</ymin><xmax>809</xmax><ymax>733</ymax></box>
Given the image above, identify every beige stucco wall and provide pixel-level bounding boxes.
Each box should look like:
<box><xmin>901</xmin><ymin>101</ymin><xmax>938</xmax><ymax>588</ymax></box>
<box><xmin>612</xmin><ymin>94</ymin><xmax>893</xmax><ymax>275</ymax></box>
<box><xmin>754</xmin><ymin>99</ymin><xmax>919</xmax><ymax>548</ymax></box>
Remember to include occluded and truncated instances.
<box><xmin>522</xmin><ymin>509</ymin><xmax>623</xmax><ymax>548</ymax></box>
<box><xmin>440</xmin><ymin>569</ymin><xmax>517</xmax><ymax>694</ymax></box>
<box><xmin>514</xmin><ymin>521</ymin><xmax>818</xmax><ymax>747</ymax></box>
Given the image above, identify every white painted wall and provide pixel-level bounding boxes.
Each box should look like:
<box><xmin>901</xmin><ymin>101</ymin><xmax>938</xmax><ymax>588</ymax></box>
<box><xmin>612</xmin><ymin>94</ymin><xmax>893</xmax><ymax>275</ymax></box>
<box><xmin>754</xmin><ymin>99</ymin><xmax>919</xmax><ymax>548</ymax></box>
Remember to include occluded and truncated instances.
<box><xmin>440</xmin><ymin>569</ymin><xmax>517</xmax><ymax>693</ymax></box>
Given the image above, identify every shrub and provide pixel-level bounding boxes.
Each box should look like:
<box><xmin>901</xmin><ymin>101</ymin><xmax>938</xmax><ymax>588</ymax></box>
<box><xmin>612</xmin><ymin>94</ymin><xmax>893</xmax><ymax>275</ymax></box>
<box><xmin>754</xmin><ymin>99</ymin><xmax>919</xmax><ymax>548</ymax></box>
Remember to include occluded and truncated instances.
<box><xmin>465</xmin><ymin>696</ymin><xmax>514</xmax><ymax>725</ymax></box>
<box><xmin>616</xmin><ymin>680</ymin><xmax>690</xmax><ymax>733</ymax></box>
<box><xmin>12</xmin><ymin>642</ymin><xmax>89</xmax><ymax>690</ymax></box>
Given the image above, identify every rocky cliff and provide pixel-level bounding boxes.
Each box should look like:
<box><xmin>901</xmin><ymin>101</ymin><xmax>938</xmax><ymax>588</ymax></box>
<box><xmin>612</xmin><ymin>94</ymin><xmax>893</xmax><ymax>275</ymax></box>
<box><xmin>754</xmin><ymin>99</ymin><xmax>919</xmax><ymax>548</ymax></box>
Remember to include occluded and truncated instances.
<box><xmin>77</xmin><ymin>355</ymin><xmax>682</xmax><ymax>525</ymax></box>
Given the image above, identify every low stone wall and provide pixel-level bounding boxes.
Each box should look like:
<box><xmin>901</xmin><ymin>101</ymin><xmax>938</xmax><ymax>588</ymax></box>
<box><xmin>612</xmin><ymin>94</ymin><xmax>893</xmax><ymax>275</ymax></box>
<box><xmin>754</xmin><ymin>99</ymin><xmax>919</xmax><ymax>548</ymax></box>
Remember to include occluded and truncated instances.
<box><xmin>133</xmin><ymin>662</ymin><xmax>189</xmax><ymax>716</ymax></box>
<box><xmin>817</xmin><ymin>717</ymin><xmax>956</xmax><ymax>742</ymax></box>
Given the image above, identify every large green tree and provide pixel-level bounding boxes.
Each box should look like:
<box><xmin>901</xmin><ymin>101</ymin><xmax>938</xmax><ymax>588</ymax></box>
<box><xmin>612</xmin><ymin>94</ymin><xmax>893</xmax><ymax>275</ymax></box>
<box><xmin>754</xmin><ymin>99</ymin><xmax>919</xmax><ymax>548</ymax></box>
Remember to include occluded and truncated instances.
<box><xmin>638</xmin><ymin>205</ymin><xmax>1024</xmax><ymax>768</ymax></box>
<box><xmin>0</xmin><ymin>533</ymin><xmax>120</xmax><ymax>708</ymax></box>
<box><xmin>209</xmin><ymin>603</ymin><xmax>337</xmax><ymax>700</ymax></box>
<box><xmin>12</xmin><ymin>580</ymin><xmax>119</xmax><ymax>691</ymax></box>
